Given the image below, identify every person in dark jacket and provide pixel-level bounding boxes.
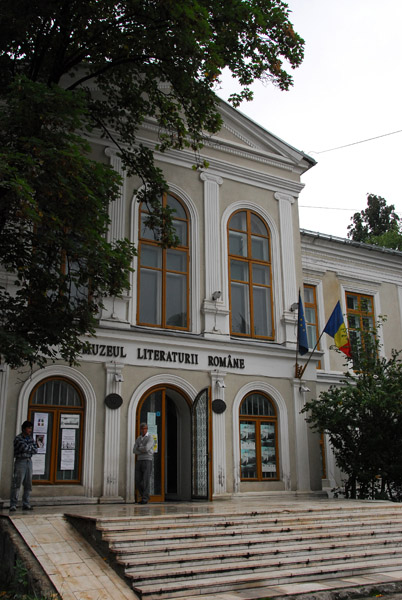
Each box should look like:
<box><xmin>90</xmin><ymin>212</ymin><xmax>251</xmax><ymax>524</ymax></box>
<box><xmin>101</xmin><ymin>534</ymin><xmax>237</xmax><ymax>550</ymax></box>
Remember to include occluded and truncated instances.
<box><xmin>9</xmin><ymin>421</ymin><xmax>38</xmax><ymax>511</ymax></box>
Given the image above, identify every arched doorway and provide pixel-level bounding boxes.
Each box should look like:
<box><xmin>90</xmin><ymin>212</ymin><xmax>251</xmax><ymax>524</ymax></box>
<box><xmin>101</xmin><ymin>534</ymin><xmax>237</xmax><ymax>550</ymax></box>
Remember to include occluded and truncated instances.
<box><xmin>136</xmin><ymin>385</ymin><xmax>210</xmax><ymax>502</ymax></box>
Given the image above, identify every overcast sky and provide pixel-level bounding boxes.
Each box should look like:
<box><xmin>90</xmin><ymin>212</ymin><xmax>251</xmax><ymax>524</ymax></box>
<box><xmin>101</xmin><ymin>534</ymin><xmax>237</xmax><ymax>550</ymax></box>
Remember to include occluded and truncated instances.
<box><xmin>217</xmin><ymin>0</ymin><xmax>402</xmax><ymax>238</ymax></box>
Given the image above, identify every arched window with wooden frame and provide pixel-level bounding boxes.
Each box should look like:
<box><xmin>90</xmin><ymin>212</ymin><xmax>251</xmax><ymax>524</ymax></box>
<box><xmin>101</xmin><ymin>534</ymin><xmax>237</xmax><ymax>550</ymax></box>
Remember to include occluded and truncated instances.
<box><xmin>239</xmin><ymin>392</ymin><xmax>279</xmax><ymax>481</ymax></box>
<box><xmin>28</xmin><ymin>377</ymin><xmax>85</xmax><ymax>484</ymax></box>
<box><xmin>228</xmin><ymin>210</ymin><xmax>274</xmax><ymax>339</ymax></box>
<box><xmin>137</xmin><ymin>192</ymin><xmax>190</xmax><ymax>330</ymax></box>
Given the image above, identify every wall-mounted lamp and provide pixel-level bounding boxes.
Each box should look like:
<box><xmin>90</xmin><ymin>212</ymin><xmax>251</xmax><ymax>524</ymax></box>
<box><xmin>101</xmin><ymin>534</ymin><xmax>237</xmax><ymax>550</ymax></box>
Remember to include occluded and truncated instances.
<box><xmin>299</xmin><ymin>385</ymin><xmax>310</xmax><ymax>393</ymax></box>
<box><xmin>212</xmin><ymin>290</ymin><xmax>221</xmax><ymax>301</ymax></box>
<box><xmin>290</xmin><ymin>302</ymin><xmax>299</xmax><ymax>312</ymax></box>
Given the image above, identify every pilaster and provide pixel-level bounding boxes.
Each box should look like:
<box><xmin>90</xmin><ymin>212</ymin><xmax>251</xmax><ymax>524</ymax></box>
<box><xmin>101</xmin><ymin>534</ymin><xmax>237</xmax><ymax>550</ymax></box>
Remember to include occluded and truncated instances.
<box><xmin>210</xmin><ymin>370</ymin><xmax>228</xmax><ymax>497</ymax></box>
<box><xmin>100</xmin><ymin>362</ymin><xmax>125</xmax><ymax>502</ymax></box>
<box><xmin>275</xmin><ymin>192</ymin><xmax>299</xmax><ymax>345</ymax></box>
<box><xmin>200</xmin><ymin>172</ymin><xmax>230</xmax><ymax>337</ymax></box>
<box><xmin>292</xmin><ymin>380</ymin><xmax>311</xmax><ymax>491</ymax></box>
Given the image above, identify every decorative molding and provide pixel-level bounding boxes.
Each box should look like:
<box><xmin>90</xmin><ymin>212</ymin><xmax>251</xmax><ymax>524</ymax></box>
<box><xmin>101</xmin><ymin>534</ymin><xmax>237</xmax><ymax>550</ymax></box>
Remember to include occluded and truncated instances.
<box><xmin>232</xmin><ymin>381</ymin><xmax>291</xmax><ymax>493</ymax></box>
<box><xmin>274</xmin><ymin>192</ymin><xmax>296</xmax><ymax>205</ymax></box>
<box><xmin>17</xmin><ymin>366</ymin><xmax>97</xmax><ymax>498</ymax></box>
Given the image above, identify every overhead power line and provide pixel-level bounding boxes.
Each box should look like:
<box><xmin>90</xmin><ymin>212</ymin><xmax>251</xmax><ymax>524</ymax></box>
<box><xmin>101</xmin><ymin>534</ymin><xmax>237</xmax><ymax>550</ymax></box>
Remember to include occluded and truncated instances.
<box><xmin>299</xmin><ymin>205</ymin><xmax>360</xmax><ymax>211</ymax></box>
<box><xmin>309</xmin><ymin>128</ymin><xmax>402</xmax><ymax>154</ymax></box>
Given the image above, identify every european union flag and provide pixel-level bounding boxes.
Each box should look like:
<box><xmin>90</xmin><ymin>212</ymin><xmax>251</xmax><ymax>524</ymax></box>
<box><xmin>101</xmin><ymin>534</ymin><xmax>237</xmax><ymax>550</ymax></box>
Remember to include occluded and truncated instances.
<box><xmin>298</xmin><ymin>291</ymin><xmax>309</xmax><ymax>356</ymax></box>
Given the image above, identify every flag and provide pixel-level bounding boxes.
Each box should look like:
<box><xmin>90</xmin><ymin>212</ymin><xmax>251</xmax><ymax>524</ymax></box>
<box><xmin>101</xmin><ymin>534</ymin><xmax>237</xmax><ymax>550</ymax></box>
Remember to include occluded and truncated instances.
<box><xmin>324</xmin><ymin>301</ymin><xmax>352</xmax><ymax>358</ymax></box>
<box><xmin>297</xmin><ymin>291</ymin><xmax>309</xmax><ymax>355</ymax></box>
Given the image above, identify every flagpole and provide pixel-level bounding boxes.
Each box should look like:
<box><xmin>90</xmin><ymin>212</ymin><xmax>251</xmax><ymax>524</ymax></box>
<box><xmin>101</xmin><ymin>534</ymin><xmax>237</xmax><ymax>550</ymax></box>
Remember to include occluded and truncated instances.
<box><xmin>298</xmin><ymin>328</ymin><xmax>326</xmax><ymax>379</ymax></box>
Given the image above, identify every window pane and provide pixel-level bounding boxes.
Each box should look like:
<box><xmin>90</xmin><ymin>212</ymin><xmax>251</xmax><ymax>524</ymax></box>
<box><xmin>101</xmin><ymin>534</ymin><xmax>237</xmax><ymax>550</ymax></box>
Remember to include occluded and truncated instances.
<box><xmin>253</xmin><ymin>286</ymin><xmax>272</xmax><ymax>337</ymax></box>
<box><xmin>32</xmin><ymin>411</ymin><xmax>53</xmax><ymax>481</ymax></box>
<box><xmin>261</xmin><ymin>423</ymin><xmax>277</xmax><ymax>479</ymax></box>
<box><xmin>361</xmin><ymin>297</ymin><xmax>373</xmax><ymax>313</ymax></box>
<box><xmin>166</xmin><ymin>249</ymin><xmax>187</xmax><ymax>272</ymax></box>
<box><xmin>140</xmin><ymin>214</ymin><xmax>159</xmax><ymax>240</ymax></box>
<box><xmin>240</xmin><ymin>421</ymin><xmax>257</xmax><ymax>478</ymax></box>
<box><xmin>252</xmin><ymin>264</ymin><xmax>270</xmax><ymax>285</ymax></box>
<box><xmin>139</xmin><ymin>268</ymin><xmax>161</xmax><ymax>325</ymax></box>
<box><xmin>141</xmin><ymin>245</ymin><xmax>162</xmax><ymax>268</ymax></box>
<box><xmin>305</xmin><ymin>307</ymin><xmax>316</xmax><ymax>323</ymax></box>
<box><xmin>304</xmin><ymin>286</ymin><xmax>314</xmax><ymax>304</ymax></box>
<box><xmin>231</xmin><ymin>282</ymin><xmax>250</xmax><ymax>334</ymax></box>
<box><xmin>362</xmin><ymin>316</ymin><xmax>373</xmax><ymax>330</ymax></box>
<box><xmin>250</xmin><ymin>213</ymin><xmax>268</xmax><ymax>236</ymax></box>
<box><xmin>231</xmin><ymin>259</ymin><xmax>249</xmax><ymax>282</ymax></box>
<box><xmin>229</xmin><ymin>231</ymin><xmax>248</xmax><ymax>257</ymax></box>
<box><xmin>167</xmin><ymin>194</ymin><xmax>186</xmax><ymax>219</ymax></box>
<box><xmin>240</xmin><ymin>394</ymin><xmax>275</xmax><ymax>416</ymax></box>
<box><xmin>348</xmin><ymin>314</ymin><xmax>360</xmax><ymax>329</ymax></box>
<box><xmin>32</xmin><ymin>380</ymin><xmax>81</xmax><ymax>407</ymax></box>
<box><xmin>172</xmin><ymin>218</ymin><xmax>187</xmax><ymax>246</ymax></box>
<box><xmin>230</xmin><ymin>211</ymin><xmax>247</xmax><ymax>231</ymax></box>
<box><xmin>251</xmin><ymin>236</ymin><xmax>269</xmax><ymax>261</ymax></box>
<box><xmin>56</xmin><ymin>416</ymin><xmax>81</xmax><ymax>481</ymax></box>
<box><xmin>166</xmin><ymin>273</ymin><xmax>187</xmax><ymax>327</ymax></box>
<box><xmin>307</xmin><ymin>323</ymin><xmax>317</xmax><ymax>349</ymax></box>
<box><xmin>346</xmin><ymin>294</ymin><xmax>358</xmax><ymax>310</ymax></box>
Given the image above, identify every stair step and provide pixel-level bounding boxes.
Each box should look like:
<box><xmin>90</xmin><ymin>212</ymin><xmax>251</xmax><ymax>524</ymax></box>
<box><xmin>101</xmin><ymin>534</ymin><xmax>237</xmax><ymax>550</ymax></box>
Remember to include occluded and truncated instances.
<box><xmin>97</xmin><ymin>510</ymin><xmax>402</xmax><ymax>535</ymax></box>
<box><xmin>127</xmin><ymin>544</ymin><xmax>402</xmax><ymax>584</ymax></box>
<box><xmin>132</xmin><ymin>557</ymin><xmax>402</xmax><ymax>599</ymax></box>
<box><xmin>104</xmin><ymin>520</ymin><xmax>402</xmax><ymax>547</ymax></box>
<box><xmin>116</xmin><ymin>534</ymin><xmax>402</xmax><ymax>569</ymax></box>
<box><xmin>74</xmin><ymin>504</ymin><xmax>402</xmax><ymax>600</ymax></box>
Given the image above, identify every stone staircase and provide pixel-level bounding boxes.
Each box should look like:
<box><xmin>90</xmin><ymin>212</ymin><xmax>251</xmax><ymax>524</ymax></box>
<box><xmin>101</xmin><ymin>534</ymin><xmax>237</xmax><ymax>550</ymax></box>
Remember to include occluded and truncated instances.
<box><xmin>67</xmin><ymin>503</ymin><xmax>402</xmax><ymax>599</ymax></box>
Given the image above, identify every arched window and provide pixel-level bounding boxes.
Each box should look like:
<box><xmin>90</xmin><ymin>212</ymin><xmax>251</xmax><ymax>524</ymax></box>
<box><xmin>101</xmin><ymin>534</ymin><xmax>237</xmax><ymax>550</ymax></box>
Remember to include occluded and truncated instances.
<box><xmin>137</xmin><ymin>192</ymin><xmax>190</xmax><ymax>330</ymax></box>
<box><xmin>239</xmin><ymin>392</ymin><xmax>279</xmax><ymax>480</ymax></box>
<box><xmin>28</xmin><ymin>378</ymin><xmax>85</xmax><ymax>484</ymax></box>
<box><xmin>228</xmin><ymin>210</ymin><xmax>274</xmax><ymax>339</ymax></box>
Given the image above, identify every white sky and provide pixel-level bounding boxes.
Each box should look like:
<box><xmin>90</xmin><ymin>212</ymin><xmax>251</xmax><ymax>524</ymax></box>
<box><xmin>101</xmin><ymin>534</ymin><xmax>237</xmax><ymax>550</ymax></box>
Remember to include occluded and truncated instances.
<box><xmin>217</xmin><ymin>0</ymin><xmax>402</xmax><ymax>238</ymax></box>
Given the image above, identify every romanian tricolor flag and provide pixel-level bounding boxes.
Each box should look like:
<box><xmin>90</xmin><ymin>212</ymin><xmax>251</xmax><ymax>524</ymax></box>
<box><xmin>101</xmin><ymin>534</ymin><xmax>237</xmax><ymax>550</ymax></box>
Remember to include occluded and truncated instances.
<box><xmin>324</xmin><ymin>301</ymin><xmax>352</xmax><ymax>358</ymax></box>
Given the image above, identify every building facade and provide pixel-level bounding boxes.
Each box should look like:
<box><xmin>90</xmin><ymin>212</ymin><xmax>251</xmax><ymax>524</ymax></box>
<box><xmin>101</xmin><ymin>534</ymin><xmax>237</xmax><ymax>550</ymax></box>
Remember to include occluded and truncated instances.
<box><xmin>1</xmin><ymin>103</ymin><xmax>402</xmax><ymax>505</ymax></box>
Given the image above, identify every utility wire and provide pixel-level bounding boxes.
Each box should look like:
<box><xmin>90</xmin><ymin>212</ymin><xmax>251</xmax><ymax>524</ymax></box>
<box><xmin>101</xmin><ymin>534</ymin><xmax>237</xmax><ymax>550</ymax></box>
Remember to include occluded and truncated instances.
<box><xmin>299</xmin><ymin>205</ymin><xmax>360</xmax><ymax>211</ymax></box>
<box><xmin>309</xmin><ymin>128</ymin><xmax>402</xmax><ymax>154</ymax></box>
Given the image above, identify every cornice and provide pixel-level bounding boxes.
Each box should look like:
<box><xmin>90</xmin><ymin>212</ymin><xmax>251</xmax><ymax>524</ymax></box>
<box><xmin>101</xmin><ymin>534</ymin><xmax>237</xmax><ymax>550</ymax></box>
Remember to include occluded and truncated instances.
<box><xmin>140</xmin><ymin>120</ymin><xmax>301</xmax><ymax>173</ymax></box>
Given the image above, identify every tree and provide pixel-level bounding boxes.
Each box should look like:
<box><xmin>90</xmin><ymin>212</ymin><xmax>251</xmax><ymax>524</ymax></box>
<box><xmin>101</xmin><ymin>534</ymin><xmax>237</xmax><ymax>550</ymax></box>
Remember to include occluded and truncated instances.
<box><xmin>347</xmin><ymin>194</ymin><xmax>402</xmax><ymax>249</ymax></box>
<box><xmin>0</xmin><ymin>0</ymin><xmax>305</xmax><ymax>368</ymax></box>
<box><xmin>302</xmin><ymin>323</ymin><xmax>402</xmax><ymax>500</ymax></box>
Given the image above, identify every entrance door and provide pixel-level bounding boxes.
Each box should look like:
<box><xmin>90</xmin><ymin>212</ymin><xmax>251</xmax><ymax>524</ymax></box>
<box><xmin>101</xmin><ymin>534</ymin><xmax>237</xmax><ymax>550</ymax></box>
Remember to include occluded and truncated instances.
<box><xmin>191</xmin><ymin>387</ymin><xmax>211</xmax><ymax>500</ymax></box>
<box><xmin>137</xmin><ymin>386</ymin><xmax>192</xmax><ymax>502</ymax></box>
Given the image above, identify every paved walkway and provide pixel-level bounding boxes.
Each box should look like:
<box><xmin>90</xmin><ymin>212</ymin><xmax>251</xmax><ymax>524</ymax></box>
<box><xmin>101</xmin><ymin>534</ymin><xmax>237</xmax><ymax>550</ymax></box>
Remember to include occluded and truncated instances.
<box><xmin>3</xmin><ymin>497</ymin><xmax>402</xmax><ymax>600</ymax></box>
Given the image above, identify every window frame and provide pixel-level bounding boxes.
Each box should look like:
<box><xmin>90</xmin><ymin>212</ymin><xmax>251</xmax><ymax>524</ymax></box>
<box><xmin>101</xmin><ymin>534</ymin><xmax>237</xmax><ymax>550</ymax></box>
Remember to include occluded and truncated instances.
<box><xmin>239</xmin><ymin>392</ymin><xmax>279</xmax><ymax>482</ymax></box>
<box><xmin>137</xmin><ymin>192</ymin><xmax>190</xmax><ymax>331</ymax></box>
<box><xmin>28</xmin><ymin>377</ymin><xmax>85</xmax><ymax>485</ymax></box>
<box><xmin>228</xmin><ymin>209</ymin><xmax>274</xmax><ymax>340</ymax></box>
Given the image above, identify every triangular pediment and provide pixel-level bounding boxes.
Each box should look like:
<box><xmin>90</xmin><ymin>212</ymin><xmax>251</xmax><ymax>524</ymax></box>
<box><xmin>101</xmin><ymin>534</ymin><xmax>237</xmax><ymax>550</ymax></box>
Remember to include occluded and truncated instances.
<box><xmin>213</xmin><ymin>99</ymin><xmax>315</xmax><ymax>170</ymax></box>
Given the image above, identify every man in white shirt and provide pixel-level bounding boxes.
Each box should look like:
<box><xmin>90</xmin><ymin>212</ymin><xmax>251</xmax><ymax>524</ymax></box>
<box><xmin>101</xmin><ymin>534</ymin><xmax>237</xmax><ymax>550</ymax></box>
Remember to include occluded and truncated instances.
<box><xmin>133</xmin><ymin>422</ymin><xmax>154</xmax><ymax>504</ymax></box>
